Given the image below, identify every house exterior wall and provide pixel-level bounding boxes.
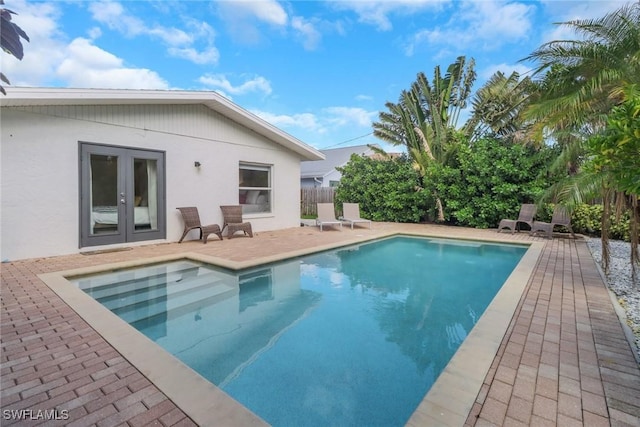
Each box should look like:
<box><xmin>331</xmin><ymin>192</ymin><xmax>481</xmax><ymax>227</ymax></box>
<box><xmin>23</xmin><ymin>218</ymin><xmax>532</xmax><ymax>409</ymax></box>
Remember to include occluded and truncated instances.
<box><xmin>323</xmin><ymin>169</ymin><xmax>342</xmax><ymax>187</ymax></box>
<box><xmin>1</xmin><ymin>105</ymin><xmax>303</xmax><ymax>261</ymax></box>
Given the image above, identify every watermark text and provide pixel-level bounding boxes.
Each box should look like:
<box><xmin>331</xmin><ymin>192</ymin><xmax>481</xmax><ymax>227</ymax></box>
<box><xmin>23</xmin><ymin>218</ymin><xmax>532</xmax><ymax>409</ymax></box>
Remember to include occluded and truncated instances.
<box><xmin>2</xmin><ymin>409</ymin><xmax>69</xmax><ymax>421</ymax></box>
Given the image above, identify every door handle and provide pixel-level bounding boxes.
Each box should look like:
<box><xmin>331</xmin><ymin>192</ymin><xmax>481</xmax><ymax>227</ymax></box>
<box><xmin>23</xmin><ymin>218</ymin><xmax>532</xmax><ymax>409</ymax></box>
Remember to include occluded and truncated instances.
<box><xmin>120</xmin><ymin>199</ymin><xmax>126</xmax><ymax>204</ymax></box>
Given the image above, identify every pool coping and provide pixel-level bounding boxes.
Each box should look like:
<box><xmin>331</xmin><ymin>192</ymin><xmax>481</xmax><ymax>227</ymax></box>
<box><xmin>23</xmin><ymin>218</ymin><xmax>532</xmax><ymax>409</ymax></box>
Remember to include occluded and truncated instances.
<box><xmin>38</xmin><ymin>231</ymin><xmax>544</xmax><ymax>426</ymax></box>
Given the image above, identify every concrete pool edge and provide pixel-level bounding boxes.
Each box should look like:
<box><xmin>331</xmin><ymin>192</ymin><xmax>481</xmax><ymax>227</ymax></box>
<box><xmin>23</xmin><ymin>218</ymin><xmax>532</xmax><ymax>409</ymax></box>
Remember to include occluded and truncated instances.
<box><xmin>38</xmin><ymin>267</ymin><xmax>268</xmax><ymax>427</ymax></box>
<box><xmin>38</xmin><ymin>233</ymin><xmax>543</xmax><ymax>427</ymax></box>
<box><xmin>406</xmin><ymin>241</ymin><xmax>545</xmax><ymax>426</ymax></box>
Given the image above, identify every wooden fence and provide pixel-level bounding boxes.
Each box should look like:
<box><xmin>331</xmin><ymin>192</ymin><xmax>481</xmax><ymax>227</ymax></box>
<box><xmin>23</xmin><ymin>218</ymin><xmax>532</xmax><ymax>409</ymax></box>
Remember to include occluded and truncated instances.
<box><xmin>300</xmin><ymin>187</ymin><xmax>335</xmax><ymax>216</ymax></box>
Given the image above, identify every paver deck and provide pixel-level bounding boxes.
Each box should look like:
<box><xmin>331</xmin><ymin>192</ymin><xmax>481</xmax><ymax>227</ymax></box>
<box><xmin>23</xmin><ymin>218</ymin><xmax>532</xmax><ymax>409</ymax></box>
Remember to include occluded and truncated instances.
<box><xmin>2</xmin><ymin>222</ymin><xmax>639</xmax><ymax>426</ymax></box>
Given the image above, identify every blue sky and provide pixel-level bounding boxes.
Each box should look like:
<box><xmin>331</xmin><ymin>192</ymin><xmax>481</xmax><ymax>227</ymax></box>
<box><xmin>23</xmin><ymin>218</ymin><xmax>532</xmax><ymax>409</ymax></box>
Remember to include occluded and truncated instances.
<box><xmin>3</xmin><ymin>0</ymin><xmax>632</xmax><ymax>151</ymax></box>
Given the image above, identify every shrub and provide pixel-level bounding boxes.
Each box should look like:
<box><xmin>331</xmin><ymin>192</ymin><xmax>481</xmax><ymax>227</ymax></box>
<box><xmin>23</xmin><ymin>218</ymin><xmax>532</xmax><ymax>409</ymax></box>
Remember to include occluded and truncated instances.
<box><xmin>424</xmin><ymin>138</ymin><xmax>558</xmax><ymax>228</ymax></box>
<box><xmin>536</xmin><ymin>203</ymin><xmax>630</xmax><ymax>241</ymax></box>
<box><xmin>335</xmin><ymin>154</ymin><xmax>428</xmax><ymax>223</ymax></box>
<box><xmin>569</xmin><ymin>204</ymin><xmax>630</xmax><ymax>241</ymax></box>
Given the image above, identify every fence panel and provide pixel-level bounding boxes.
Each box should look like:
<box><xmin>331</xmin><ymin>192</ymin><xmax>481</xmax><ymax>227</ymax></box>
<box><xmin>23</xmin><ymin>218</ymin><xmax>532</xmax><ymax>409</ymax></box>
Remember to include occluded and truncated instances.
<box><xmin>300</xmin><ymin>187</ymin><xmax>335</xmax><ymax>216</ymax></box>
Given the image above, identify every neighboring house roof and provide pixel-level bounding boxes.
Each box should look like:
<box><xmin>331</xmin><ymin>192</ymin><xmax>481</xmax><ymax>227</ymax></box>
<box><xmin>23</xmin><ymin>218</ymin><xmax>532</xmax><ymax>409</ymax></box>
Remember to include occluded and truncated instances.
<box><xmin>300</xmin><ymin>144</ymin><xmax>378</xmax><ymax>180</ymax></box>
<box><xmin>0</xmin><ymin>87</ymin><xmax>324</xmax><ymax>161</ymax></box>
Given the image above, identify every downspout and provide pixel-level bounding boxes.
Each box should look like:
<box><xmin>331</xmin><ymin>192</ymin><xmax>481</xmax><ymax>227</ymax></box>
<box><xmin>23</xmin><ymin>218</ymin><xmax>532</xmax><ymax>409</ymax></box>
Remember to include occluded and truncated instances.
<box><xmin>314</xmin><ymin>177</ymin><xmax>322</xmax><ymax>187</ymax></box>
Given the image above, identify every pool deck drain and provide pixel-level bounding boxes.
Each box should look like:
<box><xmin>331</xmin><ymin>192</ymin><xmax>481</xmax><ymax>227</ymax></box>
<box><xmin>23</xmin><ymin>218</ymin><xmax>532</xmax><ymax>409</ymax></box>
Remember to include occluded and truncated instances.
<box><xmin>2</xmin><ymin>222</ymin><xmax>639</xmax><ymax>426</ymax></box>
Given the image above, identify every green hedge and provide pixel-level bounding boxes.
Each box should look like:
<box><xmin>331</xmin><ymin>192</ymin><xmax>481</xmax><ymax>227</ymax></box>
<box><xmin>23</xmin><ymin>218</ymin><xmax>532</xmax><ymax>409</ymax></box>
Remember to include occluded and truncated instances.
<box><xmin>538</xmin><ymin>203</ymin><xmax>631</xmax><ymax>241</ymax></box>
<box><xmin>335</xmin><ymin>154</ymin><xmax>428</xmax><ymax>223</ymax></box>
<box><xmin>423</xmin><ymin>138</ymin><xmax>558</xmax><ymax>228</ymax></box>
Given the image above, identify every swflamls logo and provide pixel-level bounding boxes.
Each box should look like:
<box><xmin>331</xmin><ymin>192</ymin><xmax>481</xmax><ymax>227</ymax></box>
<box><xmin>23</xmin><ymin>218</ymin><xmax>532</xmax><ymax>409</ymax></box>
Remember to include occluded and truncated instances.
<box><xmin>2</xmin><ymin>409</ymin><xmax>70</xmax><ymax>421</ymax></box>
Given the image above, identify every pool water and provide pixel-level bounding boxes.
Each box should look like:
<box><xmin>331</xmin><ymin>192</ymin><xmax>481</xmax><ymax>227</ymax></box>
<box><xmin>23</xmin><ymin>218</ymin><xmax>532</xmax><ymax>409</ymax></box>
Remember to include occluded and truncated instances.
<box><xmin>71</xmin><ymin>236</ymin><xmax>527</xmax><ymax>426</ymax></box>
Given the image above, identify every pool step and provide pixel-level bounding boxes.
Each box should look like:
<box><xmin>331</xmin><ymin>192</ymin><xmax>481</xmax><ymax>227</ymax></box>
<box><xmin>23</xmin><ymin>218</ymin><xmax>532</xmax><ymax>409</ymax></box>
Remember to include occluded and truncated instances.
<box><xmin>80</xmin><ymin>264</ymin><xmax>204</xmax><ymax>298</ymax></box>
<box><xmin>96</xmin><ymin>270</ymin><xmax>233</xmax><ymax>309</ymax></box>
<box><xmin>95</xmin><ymin>270</ymin><xmax>231</xmax><ymax>307</ymax></box>
<box><xmin>109</xmin><ymin>277</ymin><xmax>237</xmax><ymax>325</ymax></box>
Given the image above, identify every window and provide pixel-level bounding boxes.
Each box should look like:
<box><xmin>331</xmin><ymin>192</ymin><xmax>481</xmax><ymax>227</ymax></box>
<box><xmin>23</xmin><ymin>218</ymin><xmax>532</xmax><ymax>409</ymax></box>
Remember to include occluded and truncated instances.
<box><xmin>239</xmin><ymin>163</ymin><xmax>271</xmax><ymax>214</ymax></box>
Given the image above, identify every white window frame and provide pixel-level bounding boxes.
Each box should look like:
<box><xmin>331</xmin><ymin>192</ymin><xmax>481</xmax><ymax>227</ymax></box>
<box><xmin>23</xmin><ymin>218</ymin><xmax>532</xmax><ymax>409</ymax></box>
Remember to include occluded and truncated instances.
<box><xmin>239</xmin><ymin>163</ymin><xmax>272</xmax><ymax>214</ymax></box>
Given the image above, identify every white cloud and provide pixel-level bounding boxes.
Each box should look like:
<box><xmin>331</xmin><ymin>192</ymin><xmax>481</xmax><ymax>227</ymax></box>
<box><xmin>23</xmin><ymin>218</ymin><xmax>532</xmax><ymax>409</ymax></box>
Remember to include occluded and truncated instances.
<box><xmin>168</xmin><ymin>47</ymin><xmax>219</xmax><ymax>65</ymax></box>
<box><xmin>539</xmin><ymin>0</ymin><xmax>632</xmax><ymax>44</ymax></box>
<box><xmin>0</xmin><ymin>0</ymin><xmax>65</xmax><ymax>87</ymax></box>
<box><xmin>291</xmin><ymin>16</ymin><xmax>322</xmax><ymax>50</ymax></box>
<box><xmin>198</xmin><ymin>74</ymin><xmax>273</xmax><ymax>96</ymax></box>
<box><xmin>57</xmin><ymin>38</ymin><xmax>169</xmax><ymax>89</ymax></box>
<box><xmin>1</xmin><ymin>1</ymin><xmax>170</xmax><ymax>89</ymax></box>
<box><xmin>236</xmin><ymin>0</ymin><xmax>288</xmax><ymax>26</ymax></box>
<box><xmin>355</xmin><ymin>94</ymin><xmax>374</xmax><ymax>102</ymax></box>
<box><xmin>216</xmin><ymin>0</ymin><xmax>288</xmax><ymax>44</ymax></box>
<box><xmin>402</xmin><ymin>0</ymin><xmax>535</xmax><ymax>56</ymax></box>
<box><xmin>251</xmin><ymin>105</ymin><xmax>377</xmax><ymax>138</ymax></box>
<box><xmin>458</xmin><ymin>0</ymin><xmax>533</xmax><ymax>41</ymax></box>
<box><xmin>252</xmin><ymin>110</ymin><xmax>324</xmax><ymax>133</ymax></box>
<box><xmin>481</xmin><ymin>63</ymin><xmax>532</xmax><ymax>81</ymax></box>
<box><xmin>402</xmin><ymin>28</ymin><xmax>444</xmax><ymax>56</ymax></box>
<box><xmin>253</xmin><ymin>106</ymin><xmax>386</xmax><ymax>150</ymax></box>
<box><xmin>87</xmin><ymin>1</ymin><xmax>218</xmax><ymax>65</ymax></box>
<box><xmin>324</xmin><ymin>107</ymin><xmax>376</xmax><ymax>127</ymax></box>
<box><xmin>332</xmin><ymin>0</ymin><xmax>446</xmax><ymax>31</ymax></box>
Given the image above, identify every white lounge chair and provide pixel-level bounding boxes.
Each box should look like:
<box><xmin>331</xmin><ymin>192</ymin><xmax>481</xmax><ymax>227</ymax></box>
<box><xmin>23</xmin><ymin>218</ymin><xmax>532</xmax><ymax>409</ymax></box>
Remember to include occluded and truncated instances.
<box><xmin>316</xmin><ymin>203</ymin><xmax>342</xmax><ymax>231</ymax></box>
<box><xmin>342</xmin><ymin>203</ymin><xmax>371</xmax><ymax>229</ymax></box>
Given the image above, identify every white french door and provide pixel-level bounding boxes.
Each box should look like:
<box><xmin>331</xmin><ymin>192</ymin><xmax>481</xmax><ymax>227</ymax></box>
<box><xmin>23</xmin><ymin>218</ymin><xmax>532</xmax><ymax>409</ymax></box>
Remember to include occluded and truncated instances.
<box><xmin>80</xmin><ymin>143</ymin><xmax>166</xmax><ymax>247</ymax></box>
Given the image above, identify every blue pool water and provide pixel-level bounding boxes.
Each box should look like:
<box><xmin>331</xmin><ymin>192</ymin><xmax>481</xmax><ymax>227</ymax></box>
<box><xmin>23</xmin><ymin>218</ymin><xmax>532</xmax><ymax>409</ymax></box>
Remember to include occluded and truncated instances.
<box><xmin>71</xmin><ymin>236</ymin><xmax>527</xmax><ymax>426</ymax></box>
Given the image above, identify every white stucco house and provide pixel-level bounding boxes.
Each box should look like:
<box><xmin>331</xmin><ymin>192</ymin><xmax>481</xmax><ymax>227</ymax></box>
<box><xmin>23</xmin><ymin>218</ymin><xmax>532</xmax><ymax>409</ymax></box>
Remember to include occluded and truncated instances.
<box><xmin>0</xmin><ymin>87</ymin><xmax>323</xmax><ymax>261</ymax></box>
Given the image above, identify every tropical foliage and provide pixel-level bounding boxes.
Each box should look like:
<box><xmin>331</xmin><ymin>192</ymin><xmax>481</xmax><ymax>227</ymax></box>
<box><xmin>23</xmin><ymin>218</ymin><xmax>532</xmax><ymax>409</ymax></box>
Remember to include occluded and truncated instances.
<box><xmin>524</xmin><ymin>2</ymin><xmax>640</xmax><ymax>279</ymax></box>
<box><xmin>540</xmin><ymin>203</ymin><xmax>632</xmax><ymax>242</ymax></box>
<box><xmin>465</xmin><ymin>71</ymin><xmax>537</xmax><ymax>144</ymax></box>
<box><xmin>372</xmin><ymin>56</ymin><xmax>476</xmax><ymax>221</ymax></box>
<box><xmin>588</xmin><ymin>91</ymin><xmax>640</xmax><ymax>196</ymax></box>
<box><xmin>423</xmin><ymin>138</ymin><xmax>557</xmax><ymax>228</ymax></box>
<box><xmin>335</xmin><ymin>154</ymin><xmax>428</xmax><ymax>223</ymax></box>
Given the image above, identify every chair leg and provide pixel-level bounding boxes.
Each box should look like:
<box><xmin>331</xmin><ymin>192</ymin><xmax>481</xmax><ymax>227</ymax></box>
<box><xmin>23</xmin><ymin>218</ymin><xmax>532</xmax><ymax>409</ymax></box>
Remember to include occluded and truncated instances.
<box><xmin>178</xmin><ymin>228</ymin><xmax>189</xmax><ymax>243</ymax></box>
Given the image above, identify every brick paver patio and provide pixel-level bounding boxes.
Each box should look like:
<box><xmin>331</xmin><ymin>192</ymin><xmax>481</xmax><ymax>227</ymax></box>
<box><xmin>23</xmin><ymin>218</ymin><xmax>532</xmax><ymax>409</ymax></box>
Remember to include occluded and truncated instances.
<box><xmin>2</xmin><ymin>222</ymin><xmax>639</xmax><ymax>426</ymax></box>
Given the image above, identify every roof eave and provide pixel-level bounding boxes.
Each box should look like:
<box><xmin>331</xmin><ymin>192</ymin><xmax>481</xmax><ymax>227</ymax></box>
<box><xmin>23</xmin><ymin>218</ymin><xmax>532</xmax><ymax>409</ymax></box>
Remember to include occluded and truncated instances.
<box><xmin>0</xmin><ymin>87</ymin><xmax>325</xmax><ymax>161</ymax></box>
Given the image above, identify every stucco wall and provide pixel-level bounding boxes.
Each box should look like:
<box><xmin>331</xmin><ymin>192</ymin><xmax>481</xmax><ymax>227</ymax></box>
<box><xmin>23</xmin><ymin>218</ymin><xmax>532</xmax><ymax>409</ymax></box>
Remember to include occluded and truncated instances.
<box><xmin>1</xmin><ymin>106</ymin><xmax>303</xmax><ymax>261</ymax></box>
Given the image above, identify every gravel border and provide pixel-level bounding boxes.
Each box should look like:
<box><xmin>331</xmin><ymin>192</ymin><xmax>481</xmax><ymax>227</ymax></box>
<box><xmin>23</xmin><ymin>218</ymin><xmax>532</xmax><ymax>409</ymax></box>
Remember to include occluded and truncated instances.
<box><xmin>586</xmin><ymin>237</ymin><xmax>640</xmax><ymax>362</ymax></box>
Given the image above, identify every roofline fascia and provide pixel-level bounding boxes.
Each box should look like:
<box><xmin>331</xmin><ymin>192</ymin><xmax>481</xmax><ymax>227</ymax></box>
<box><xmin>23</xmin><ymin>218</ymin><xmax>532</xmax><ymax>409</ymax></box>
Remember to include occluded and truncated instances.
<box><xmin>0</xmin><ymin>87</ymin><xmax>324</xmax><ymax>161</ymax></box>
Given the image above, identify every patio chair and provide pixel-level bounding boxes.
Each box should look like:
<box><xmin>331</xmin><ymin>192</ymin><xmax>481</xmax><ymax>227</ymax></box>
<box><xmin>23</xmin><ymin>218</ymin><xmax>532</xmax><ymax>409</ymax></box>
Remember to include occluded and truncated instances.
<box><xmin>176</xmin><ymin>207</ymin><xmax>223</xmax><ymax>244</ymax></box>
<box><xmin>220</xmin><ymin>205</ymin><xmax>253</xmax><ymax>239</ymax></box>
<box><xmin>342</xmin><ymin>203</ymin><xmax>371</xmax><ymax>229</ymax></box>
<box><xmin>531</xmin><ymin>205</ymin><xmax>575</xmax><ymax>239</ymax></box>
<box><xmin>316</xmin><ymin>203</ymin><xmax>342</xmax><ymax>231</ymax></box>
<box><xmin>497</xmin><ymin>204</ymin><xmax>537</xmax><ymax>233</ymax></box>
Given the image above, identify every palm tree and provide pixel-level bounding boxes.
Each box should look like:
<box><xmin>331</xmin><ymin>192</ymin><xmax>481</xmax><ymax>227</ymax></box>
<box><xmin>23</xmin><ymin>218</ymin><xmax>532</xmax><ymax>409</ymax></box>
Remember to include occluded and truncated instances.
<box><xmin>465</xmin><ymin>71</ymin><xmax>537</xmax><ymax>144</ymax></box>
<box><xmin>523</xmin><ymin>3</ymin><xmax>640</xmax><ymax>280</ymax></box>
<box><xmin>372</xmin><ymin>56</ymin><xmax>476</xmax><ymax>221</ymax></box>
<box><xmin>523</xmin><ymin>3</ymin><xmax>640</xmax><ymax>135</ymax></box>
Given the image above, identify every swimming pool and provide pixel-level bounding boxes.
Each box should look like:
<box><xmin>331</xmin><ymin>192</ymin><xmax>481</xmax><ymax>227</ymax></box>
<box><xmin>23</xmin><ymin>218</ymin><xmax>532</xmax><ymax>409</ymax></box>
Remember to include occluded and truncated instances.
<box><xmin>69</xmin><ymin>236</ymin><xmax>527</xmax><ymax>426</ymax></box>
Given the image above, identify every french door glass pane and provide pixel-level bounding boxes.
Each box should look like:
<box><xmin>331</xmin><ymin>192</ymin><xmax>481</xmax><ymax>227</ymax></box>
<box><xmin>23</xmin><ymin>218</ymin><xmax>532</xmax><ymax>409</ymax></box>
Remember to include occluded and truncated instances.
<box><xmin>90</xmin><ymin>154</ymin><xmax>119</xmax><ymax>235</ymax></box>
<box><xmin>133</xmin><ymin>158</ymin><xmax>159</xmax><ymax>231</ymax></box>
